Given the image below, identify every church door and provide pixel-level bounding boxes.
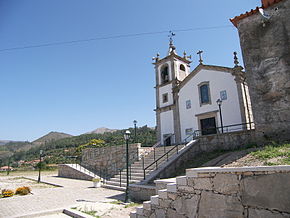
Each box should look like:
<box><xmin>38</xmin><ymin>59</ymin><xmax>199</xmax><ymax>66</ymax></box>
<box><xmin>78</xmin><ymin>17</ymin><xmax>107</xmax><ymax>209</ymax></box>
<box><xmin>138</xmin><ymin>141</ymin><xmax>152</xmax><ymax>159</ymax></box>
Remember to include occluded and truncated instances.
<box><xmin>200</xmin><ymin>117</ymin><xmax>217</xmax><ymax>135</ymax></box>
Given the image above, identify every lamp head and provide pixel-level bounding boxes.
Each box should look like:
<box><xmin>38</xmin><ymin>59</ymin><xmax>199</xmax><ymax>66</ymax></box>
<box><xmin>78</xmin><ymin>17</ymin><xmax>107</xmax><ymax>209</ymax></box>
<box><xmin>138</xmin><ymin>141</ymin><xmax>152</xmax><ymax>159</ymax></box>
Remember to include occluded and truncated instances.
<box><xmin>124</xmin><ymin>130</ymin><xmax>131</xmax><ymax>140</ymax></box>
<box><xmin>216</xmin><ymin>99</ymin><xmax>222</xmax><ymax>106</ymax></box>
<box><xmin>133</xmin><ymin>120</ymin><xmax>137</xmax><ymax>125</ymax></box>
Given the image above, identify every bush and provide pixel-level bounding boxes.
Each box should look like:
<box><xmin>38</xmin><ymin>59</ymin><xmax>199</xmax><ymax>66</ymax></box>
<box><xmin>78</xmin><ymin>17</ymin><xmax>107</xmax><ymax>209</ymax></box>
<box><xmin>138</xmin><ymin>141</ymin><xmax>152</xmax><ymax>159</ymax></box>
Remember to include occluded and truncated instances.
<box><xmin>15</xmin><ymin>186</ymin><xmax>31</xmax><ymax>195</ymax></box>
<box><xmin>2</xmin><ymin>189</ymin><xmax>14</xmax><ymax>198</ymax></box>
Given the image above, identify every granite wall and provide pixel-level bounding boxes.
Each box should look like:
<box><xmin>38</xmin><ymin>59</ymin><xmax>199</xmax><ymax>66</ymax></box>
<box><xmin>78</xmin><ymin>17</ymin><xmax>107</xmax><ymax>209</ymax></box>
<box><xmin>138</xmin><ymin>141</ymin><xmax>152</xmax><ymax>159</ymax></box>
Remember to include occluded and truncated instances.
<box><xmin>132</xmin><ymin>165</ymin><xmax>290</xmax><ymax>218</ymax></box>
<box><xmin>236</xmin><ymin>0</ymin><xmax>290</xmax><ymax>142</ymax></box>
<box><xmin>81</xmin><ymin>143</ymin><xmax>141</xmax><ymax>177</ymax></box>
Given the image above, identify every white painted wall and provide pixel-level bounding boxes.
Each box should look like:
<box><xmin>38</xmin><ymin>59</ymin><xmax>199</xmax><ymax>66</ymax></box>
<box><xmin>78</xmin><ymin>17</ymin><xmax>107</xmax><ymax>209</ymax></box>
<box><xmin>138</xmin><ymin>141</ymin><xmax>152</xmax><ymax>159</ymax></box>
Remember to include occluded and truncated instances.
<box><xmin>160</xmin><ymin>110</ymin><xmax>174</xmax><ymax>143</ymax></box>
<box><xmin>178</xmin><ymin>69</ymin><xmax>242</xmax><ymax>141</ymax></box>
<box><xmin>159</xmin><ymin>83</ymin><xmax>173</xmax><ymax>107</ymax></box>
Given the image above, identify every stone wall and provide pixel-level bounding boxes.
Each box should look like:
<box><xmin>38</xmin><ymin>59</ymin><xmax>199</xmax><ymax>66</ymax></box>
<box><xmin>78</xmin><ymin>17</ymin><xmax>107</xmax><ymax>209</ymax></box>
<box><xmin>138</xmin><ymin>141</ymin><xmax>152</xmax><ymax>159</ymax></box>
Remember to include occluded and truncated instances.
<box><xmin>235</xmin><ymin>0</ymin><xmax>290</xmax><ymax>142</ymax></box>
<box><xmin>58</xmin><ymin>164</ymin><xmax>94</xmax><ymax>181</ymax></box>
<box><xmin>145</xmin><ymin>130</ymin><xmax>256</xmax><ymax>183</ymax></box>
<box><xmin>81</xmin><ymin>143</ymin><xmax>141</xmax><ymax>177</ymax></box>
<box><xmin>133</xmin><ymin>165</ymin><xmax>290</xmax><ymax>218</ymax></box>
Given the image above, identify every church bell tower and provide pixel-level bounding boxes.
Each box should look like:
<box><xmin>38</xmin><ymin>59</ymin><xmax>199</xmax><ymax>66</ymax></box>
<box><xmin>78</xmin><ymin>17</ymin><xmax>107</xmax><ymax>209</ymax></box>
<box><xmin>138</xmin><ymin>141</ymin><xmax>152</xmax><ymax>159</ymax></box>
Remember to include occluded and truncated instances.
<box><xmin>153</xmin><ymin>34</ymin><xmax>191</xmax><ymax>145</ymax></box>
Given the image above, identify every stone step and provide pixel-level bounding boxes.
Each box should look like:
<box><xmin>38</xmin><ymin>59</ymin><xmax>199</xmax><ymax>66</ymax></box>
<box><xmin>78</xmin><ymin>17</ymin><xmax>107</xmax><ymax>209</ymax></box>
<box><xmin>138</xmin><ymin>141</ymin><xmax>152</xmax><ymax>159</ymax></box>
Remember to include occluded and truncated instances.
<box><xmin>111</xmin><ymin>175</ymin><xmax>144</xmax><ymax>181</ymax></box>
<box><xmin>158</xmin><ymin>189</ymin><xmax>168</xmax><ymax>199</ymax></box>
<box><xmin>101</xmin><ymin>184</ymin><xmax>126</xmax><ymax>191</ymax></box>
<box><xmin>150</xmin><ymin>195</ymin><xmax>159</xmax><ymax>206</ymax></box>
<box><xmin>109</xmin><ymin>178</ymin><xmax>140</xmax><ymax>184</ymax></box>
<box><xmin>136</xmin><ymin>206</ymin><xmax>144</xmax><ymax>216</ymax></box>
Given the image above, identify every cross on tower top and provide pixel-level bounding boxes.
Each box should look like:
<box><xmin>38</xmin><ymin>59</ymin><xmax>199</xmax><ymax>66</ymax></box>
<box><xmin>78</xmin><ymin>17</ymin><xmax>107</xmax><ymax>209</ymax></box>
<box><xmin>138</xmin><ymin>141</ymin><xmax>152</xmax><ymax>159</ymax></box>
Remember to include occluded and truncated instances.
<box><xmin>197</xmin><ymin>50</ymin><xmax>203</xmax><ymax>64</ymax></box>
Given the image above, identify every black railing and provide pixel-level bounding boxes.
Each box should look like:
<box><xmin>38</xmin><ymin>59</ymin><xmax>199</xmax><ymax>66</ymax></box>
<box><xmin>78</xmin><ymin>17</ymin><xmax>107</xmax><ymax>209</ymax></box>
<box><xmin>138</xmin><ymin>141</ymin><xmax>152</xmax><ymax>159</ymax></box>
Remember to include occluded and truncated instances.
<box><xmin>143</xmin><ymin>143</ymin><xmax>182</xmax><ymax>180</ymax></box>
<box><xmin>116</xmin><ymin>162</ymin><xmax>133</xmax><ymax>187</ymax></box>
<box><xmin>142</xmin><ymin>122</ymin><xmax>255</xmax><ymax>180</ymax></box>
<box><xmin>183</xmin><ymin>122</ymin><xmax>254</xmax><ymax>142</ymax></box>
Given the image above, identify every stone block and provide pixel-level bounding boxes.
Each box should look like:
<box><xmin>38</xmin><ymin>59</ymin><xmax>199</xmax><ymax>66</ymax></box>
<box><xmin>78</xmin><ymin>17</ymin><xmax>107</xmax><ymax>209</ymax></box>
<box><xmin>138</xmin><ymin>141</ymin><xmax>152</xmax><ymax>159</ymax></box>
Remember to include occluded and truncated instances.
<box><xmin>136</xmin><ymin>207</ymin><xmax>144</xmax><ymax>215</ymax></box>
<box><xmin>167</xmin><ymin>183</ymin><xmax>177</xmax><ymax>192</ymax></box>
<box><xmin>212</xmin><ymin>173</ymin><xmax>240</xmax><ymax>194</ymax></box>
<box><xmin>159</xmin><ymin>199</ymin><xmax>172</xmax><ymax>208</ymax></box>
<box><xmin>155</xmin><ymin>209</ymin><xmax>166</xmax><ymax>218</ymax></box>
<box><xmin>158</xmin><ymin>189</ymin><xmax>168</xmax><ymax>199</ymax></box>
<box><xmin>143</xmin><ymin>209</ymin><xmax>152</xmax><ymax>217</ymax></box>
<box><xmin>178</xmin><ymin>185</ymin><xmax>196</xmax><ymax>193</ymax></box>
<box><xmin>176</xmin><ymin>176</ymin><xmax>187</xmax><ymax>186</ymax></box>
<box><xmin>150</xmin><ymin>195</ymin><xmax>159</xmax><ymax>205</ymax></box>
<box><xmin>143</xmin><ymin>201</ymin><xmax>151</xmax><ymax>210</ymax></box>
<box><xmin>173</xmin><ymin>195</ymin><xmax>199</xmax><ymax>216</ymax></box>
<box><xmin>248</xmin><ymin>208</ymin><xmax>289</xmax><ymax>218</ymax></box>
<box><xmin>192</xmin><ymin>177</ymin><xmax>213</xmax><ymax>190</ymax></box>
<box><xmin>198</xmin><ymin>191</ymin><xmax>244</xmax><ymax>218</ymax></box>
<box><xmin>241</xmin><ymin>173</ymin><xmax>290</xmax><ymax>213</ymax></box>
<box><xmin>130</xmin><ymin>211</ymin><xmax>137</xmax><ymax>218</ymax></box>
<box><xmin>168</xmin><ymin>192</ymin><xmax>177</xmax><ymax>200</ymax></box>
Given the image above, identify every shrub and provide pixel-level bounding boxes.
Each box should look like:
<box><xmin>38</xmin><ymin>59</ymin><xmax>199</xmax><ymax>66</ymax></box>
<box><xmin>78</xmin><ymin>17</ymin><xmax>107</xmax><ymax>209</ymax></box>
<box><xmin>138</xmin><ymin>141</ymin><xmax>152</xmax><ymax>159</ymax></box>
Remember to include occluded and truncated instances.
<box><xmin>15</xmin><ymin>186</ymin><xmax>31</xmax><ymax>195</ymax></box>
<box><xmin>2</xmin><ymin>189</ymin><xmax>14</xmax><ymax>198</ymax></box>
<box><xmin>92</xmin><ymin>178</ymin><xmax>101</xmax><ymax>182</ymax></box>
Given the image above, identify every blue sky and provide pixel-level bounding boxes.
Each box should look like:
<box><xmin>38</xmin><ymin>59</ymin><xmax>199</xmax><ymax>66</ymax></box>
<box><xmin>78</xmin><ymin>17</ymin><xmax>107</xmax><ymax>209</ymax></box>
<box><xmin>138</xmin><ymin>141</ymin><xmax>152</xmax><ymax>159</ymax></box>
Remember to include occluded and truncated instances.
<box><xmin>0</xmin><ymin>0</ymin><xmax>261</xmax><ymax>141</ymax></box>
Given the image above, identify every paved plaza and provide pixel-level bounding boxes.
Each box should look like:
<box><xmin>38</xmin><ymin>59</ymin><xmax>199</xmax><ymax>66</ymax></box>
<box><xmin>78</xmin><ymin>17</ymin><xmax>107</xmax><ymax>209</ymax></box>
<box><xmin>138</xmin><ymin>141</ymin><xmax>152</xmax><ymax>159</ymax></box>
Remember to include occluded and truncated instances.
<box><xmin>0</xmin><ymin>172</ymin><xmax>134</xmax><ymax>218</ymax></box>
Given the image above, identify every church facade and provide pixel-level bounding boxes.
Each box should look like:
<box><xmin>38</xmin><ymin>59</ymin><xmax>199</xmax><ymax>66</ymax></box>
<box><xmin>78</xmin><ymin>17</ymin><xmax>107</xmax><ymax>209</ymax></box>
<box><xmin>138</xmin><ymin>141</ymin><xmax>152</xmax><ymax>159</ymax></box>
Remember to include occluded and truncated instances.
<box><xmin>153</xmin><ymin>41</ymin><xmax>253</xmax><ymax>145</ymax></box>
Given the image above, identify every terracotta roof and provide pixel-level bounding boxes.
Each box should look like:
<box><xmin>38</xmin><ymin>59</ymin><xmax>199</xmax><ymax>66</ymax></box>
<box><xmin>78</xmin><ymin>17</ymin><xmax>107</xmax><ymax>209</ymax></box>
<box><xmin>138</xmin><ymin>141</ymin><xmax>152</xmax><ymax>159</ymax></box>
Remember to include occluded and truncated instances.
<box><xmin>230</xmin><ymin>0</ymin><xmax>284</xmax><ymax>27</ymax></box>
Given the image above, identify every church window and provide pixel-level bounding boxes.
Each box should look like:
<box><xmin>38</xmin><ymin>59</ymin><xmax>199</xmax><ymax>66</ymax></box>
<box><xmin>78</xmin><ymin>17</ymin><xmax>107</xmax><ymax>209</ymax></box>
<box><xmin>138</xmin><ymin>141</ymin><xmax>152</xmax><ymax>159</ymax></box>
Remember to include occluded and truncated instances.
<box><xmin>180</xmin><ymin>64</ymin><xmax>185</xmax><ymax>71</ymax></box>
<box><xmin>186</xmin><ymin>100</ymin><xmax>191</xmax><ymax>109</ymax></box>
<box><xmin>161</xmin><ymin>65</ymin><xmax>169</xmax><ymax>84</ymax></box>
<box><xmin>162</xmin><ymin>93</ymin><xmax>168</xmax><ymax>103</ymax></box>
<box><xmin>198</xmin><ymin>82</ymin><xmax>211</xmax><ymax>105</ymax></box>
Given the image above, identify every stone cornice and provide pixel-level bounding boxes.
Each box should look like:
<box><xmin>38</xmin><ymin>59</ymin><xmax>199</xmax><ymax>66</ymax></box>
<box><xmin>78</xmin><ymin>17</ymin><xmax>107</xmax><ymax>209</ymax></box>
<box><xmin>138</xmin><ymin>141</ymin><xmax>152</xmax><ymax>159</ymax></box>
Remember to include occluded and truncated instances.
<box><xmin>153</xmin><ymin>53</ymin><xmax>191</xmax><ymax>65</ymax></box>
<box><xmin>154</xmin><ymin>104</ymin><xmax>175</xmax><ymax>113</ymax></box>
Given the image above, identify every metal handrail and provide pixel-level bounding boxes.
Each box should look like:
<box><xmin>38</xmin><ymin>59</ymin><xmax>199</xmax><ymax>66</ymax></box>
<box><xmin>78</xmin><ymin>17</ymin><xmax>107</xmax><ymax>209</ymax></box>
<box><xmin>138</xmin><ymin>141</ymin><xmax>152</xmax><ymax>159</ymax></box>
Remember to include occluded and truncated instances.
<box><xmin>143</xmin><ymin>143</ymin><xmax>181</xmax><ymax>180</ymax></box>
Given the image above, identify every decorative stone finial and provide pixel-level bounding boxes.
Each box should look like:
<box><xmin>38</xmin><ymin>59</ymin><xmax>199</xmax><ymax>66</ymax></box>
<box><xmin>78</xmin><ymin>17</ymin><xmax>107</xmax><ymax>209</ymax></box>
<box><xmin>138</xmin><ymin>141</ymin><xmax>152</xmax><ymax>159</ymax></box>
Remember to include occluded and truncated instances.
<box><xmin>234</xmin><ymin>51</ymin><xmax>239</xmax><ymax>67</ymax></box>
<box><xmin>183</xmin><ymin>51</ymin><xmax>192</xmax><ymax>60</ymax></box>
<box><xmin>152</xmin><ymin>53</ymin><xmax>160</xmax><ymax>63</ymax></box>
<box><xmin>197</xmin><ymin>50</ymin><xmax>203</xmax><ymax>64</ymax></box>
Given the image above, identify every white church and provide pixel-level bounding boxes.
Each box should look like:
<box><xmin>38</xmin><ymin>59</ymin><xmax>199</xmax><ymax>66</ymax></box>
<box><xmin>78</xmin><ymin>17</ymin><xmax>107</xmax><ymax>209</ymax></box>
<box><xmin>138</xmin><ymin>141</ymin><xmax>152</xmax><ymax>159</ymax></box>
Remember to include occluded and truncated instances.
<box><xmin>153</xmin><ymin>38</ymin><xmax>253</xmax><ymax>145</ymax></box>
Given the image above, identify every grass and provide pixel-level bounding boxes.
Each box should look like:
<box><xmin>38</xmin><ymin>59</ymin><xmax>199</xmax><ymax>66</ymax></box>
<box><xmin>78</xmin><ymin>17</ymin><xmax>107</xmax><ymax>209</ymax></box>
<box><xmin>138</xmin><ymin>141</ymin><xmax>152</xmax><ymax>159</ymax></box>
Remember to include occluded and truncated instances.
<box><xmin>124</xmin><ymin>202</ymin><xmax>141</xmax><ymax>208</ymax></box>
<box><xmin>251</xmin><ymin>143</ymin><xmax>290</xmax><ymax>165</ymax></box>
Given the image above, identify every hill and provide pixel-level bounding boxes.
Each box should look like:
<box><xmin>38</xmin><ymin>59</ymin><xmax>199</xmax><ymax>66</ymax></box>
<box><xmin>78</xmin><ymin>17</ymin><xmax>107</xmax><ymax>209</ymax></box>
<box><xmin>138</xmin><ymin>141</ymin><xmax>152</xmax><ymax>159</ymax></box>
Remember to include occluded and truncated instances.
<box><xmin>32</xmin><ymin>131</ymin><xmax>73</xmax><ymax>145</ymax></box>
<box><xmin>86</xmin><ymin>127</ymin><xmax>117</xmax><ymax>135</ymax></box>
<box><xmin>0</xmin><ymin>140</ymin><xmax>12</xmax><ymax>146</ymax></box>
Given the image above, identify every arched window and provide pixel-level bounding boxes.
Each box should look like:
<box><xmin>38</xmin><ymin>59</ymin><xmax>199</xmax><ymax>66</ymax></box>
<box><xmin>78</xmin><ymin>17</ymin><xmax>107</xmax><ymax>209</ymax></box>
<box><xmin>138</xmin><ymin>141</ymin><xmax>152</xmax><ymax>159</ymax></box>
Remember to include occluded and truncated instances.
<box><xmin>180</xmin><ymin>64</ymin><xmax>185</xmax><ymax>71</ymax></box>
<box><xmin>161</xmin><ymin>65</ymin><xmax>169</xmax><ymax>84</ymax></box>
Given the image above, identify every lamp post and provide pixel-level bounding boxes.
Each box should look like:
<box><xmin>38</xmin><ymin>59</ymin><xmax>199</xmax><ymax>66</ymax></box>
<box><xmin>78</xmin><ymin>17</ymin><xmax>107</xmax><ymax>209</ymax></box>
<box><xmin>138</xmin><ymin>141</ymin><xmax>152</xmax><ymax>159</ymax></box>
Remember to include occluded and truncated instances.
<box><xmin>124</xmin><ymin>130</ymin><xmax>131</xmax><ymax>203</ymax></box>
<box><xmin>216</xmin><ymin>99</ymin><xmax>224</xmax><ymax>133</ymax></box>
<box><xmin>37</xmin><ymin>150</ymin><xmax>43</xmax><ymax>183</ymax></box>
<box><xmin>133</xmin><ymin>120</ymin><xmax>137</xmax><ymax>143</ymax></box>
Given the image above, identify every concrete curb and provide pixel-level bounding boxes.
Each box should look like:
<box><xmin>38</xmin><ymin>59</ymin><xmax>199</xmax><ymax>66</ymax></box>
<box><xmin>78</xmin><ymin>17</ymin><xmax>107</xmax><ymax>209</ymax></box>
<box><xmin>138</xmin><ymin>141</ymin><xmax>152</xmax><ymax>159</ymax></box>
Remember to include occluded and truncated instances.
<box><xmin>23</xmin><ymin>176</ymin><xmax>63</xmax><ymax>187</ymax></box>
<box><xmin>15</xmin><ymin>208</ymin><xmax>64</xmax><ymax>218</ymax></box>
<box><xmin>63</xmin><ymin>208</ymin><xmax>94</xmax><ymax>218</ymax></box>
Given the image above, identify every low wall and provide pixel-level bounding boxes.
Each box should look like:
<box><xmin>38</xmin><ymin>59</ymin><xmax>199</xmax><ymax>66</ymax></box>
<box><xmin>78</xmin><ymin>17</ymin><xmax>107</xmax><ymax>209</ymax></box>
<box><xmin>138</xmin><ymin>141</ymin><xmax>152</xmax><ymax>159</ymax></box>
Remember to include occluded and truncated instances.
<box><xmin>81</xmin><ymin>143</ymin><xmax>141</xmax><ymax>177</ymax></box>
<box><xmin>58</xmin><ymin>164</ymin><xmax>93</xmax><ymax>181</ymax></box>
<box><xmin>151</xmin><ymin>130</ymin><xmax>257</xmax><ymax>181</ymax></box>
<box><xmin>140</xmin><ymin>165</ymin><xmax>290</xmax><ymax>218</ymax></box>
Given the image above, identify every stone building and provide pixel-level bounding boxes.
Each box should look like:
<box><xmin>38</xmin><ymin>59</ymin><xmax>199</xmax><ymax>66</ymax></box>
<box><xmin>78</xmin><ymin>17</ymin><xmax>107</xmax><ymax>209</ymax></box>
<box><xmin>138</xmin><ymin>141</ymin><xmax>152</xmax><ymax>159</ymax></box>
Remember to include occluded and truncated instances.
<box><xmin>231</xmin><ymin>0</ymin><xmax>290</xmax><ymax>142</ymax></box>
<box><xmin>153</xmin><ymin>39</ymin><xmax>253</xmax><ymax>145</ymax></box>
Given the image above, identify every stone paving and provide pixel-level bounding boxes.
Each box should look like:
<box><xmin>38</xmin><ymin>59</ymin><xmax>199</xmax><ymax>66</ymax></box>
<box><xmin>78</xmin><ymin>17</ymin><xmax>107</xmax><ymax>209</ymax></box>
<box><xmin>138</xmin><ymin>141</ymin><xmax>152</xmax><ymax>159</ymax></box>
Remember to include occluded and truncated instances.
<box><xmin>0</xmin><ymin>173</ymin><xmax>131</xmax><ymax>218</ymax></box>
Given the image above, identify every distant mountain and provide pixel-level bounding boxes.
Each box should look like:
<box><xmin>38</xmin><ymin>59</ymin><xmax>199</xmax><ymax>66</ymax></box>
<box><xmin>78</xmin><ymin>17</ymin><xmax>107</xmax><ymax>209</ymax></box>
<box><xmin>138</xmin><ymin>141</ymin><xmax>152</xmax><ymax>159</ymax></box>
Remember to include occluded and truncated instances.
<box><xmin>86</xmin><ymin>127</ymin><xmax>118</xmax><ymax>135</ymax></box>
<box><xmin>0</xmin><ymin>140</ymin><xmax>12</xmax><ymax>146</ymax></box>
<box><xmin>33</xmin><ymin>131</ymin><xmax>73</xmax><ymax>145</ymax></box>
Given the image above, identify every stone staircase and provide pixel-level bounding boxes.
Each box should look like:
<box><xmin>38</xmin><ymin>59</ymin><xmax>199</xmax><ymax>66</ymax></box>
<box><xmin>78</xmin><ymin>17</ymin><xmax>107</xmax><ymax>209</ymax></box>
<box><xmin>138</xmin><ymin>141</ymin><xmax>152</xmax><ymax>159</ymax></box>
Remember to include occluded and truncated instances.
<box><xmin>102</xmin><ymin>144</ymin><xmax>188</xmax><ymax>191</ymax></box>
<box><xmin>130</xmin><ymin>166</ymin><xmax>290</xmax><ymax>218</ymax></box>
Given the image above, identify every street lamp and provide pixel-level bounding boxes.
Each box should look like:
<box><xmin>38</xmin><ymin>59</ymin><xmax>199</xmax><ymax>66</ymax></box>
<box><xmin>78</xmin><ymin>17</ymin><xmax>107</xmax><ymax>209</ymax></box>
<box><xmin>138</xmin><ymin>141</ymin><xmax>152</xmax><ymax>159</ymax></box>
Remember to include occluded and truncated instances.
<box><xmin>216</xmin><ymin>99</ymin><xmax>224</xmax><ymax>133</ymax></box>
<box><xmin>133</xmin><ymin>120</ymin><xmax>137</xmax><ymax>143</ymax></box>
<box><xmin>37</xmin><ymin>150</ymin><xmax>43</xmax><ymax>183</ymax></box>
<box><xmin>124</xmin><ymin>130</ymin><xmax>131</xmax><ymax>203</ymax></box>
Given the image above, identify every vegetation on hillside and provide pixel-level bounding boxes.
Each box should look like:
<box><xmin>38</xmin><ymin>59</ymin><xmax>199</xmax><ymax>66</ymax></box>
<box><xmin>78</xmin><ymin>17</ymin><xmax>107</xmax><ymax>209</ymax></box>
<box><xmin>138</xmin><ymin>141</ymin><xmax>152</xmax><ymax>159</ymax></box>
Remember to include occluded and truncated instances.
<box><xmin>0</xmin><ymin>126</ymin><xmax>156</xmax><ymax>167</ymax></box>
